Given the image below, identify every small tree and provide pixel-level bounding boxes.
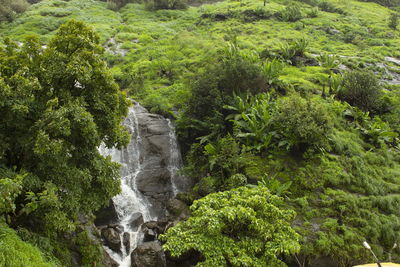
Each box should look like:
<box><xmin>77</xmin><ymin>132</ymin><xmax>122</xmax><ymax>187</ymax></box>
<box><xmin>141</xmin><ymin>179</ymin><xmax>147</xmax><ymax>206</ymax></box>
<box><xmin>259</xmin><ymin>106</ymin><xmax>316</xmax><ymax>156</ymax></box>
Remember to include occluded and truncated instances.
<box><xmin>161</xmin><ymin>186</ymin><xmax>300</xmax><ymax>267</ymax></box>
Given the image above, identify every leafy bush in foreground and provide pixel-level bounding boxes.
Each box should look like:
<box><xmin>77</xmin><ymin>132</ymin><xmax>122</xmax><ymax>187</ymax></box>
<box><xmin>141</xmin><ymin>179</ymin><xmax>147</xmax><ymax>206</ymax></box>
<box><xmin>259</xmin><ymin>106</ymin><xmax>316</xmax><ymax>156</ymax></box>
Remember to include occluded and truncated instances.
<box><xmin>161</xmin><ymin>186</ymin><xmax>300</xmax><ymax>267</ymax></box>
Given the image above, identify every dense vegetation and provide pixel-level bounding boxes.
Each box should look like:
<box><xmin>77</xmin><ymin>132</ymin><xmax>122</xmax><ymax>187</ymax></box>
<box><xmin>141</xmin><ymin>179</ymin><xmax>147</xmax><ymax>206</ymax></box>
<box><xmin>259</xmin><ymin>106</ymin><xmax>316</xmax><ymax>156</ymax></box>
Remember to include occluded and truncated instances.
<box><xmin>1</xmin><ymin>0</ymin><xmax>400</xmax><ymax>266</ymax></box>
<box><xmin>0</xmin><ymin>20</ymin><xmax>129</xmax><ymax>266</ymax></box>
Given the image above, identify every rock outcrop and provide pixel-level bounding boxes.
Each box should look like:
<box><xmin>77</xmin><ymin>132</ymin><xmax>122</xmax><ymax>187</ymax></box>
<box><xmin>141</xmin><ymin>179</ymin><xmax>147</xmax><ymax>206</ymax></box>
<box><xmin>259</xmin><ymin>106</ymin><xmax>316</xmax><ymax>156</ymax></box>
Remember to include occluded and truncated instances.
<box><xmin>131</xmin><ymin>241</ymin><xmax>167</xmax><ymax>267</ymax></box>
<box><xmin>134</xmin><ymin>105</ymin><xmax>175</xmax><ymax>217</ymax></box>
<box><xmin>101</xmin><ymin>227</ymin><xmax>121</xmax><ymax>252</ymax></box>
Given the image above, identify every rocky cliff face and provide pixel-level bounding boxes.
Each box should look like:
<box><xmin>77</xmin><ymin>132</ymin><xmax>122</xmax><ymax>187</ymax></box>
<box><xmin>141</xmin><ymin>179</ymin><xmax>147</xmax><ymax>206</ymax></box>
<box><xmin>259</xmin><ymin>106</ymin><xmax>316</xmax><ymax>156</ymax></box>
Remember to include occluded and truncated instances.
<box><xmin>134</xmin><ymin>106</ymin><xmax>175</xmax><ymax>217</ymax></box>
<box><xmin>96</xmin><ymin>103</ymin><xmax>191</xmax><ymax>266</ymax></box>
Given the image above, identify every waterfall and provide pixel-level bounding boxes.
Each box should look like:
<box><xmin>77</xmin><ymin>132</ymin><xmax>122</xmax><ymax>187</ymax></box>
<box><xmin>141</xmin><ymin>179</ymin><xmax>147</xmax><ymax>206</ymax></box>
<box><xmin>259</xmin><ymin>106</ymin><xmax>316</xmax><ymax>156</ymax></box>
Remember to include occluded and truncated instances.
<box><xmin>167</xmin><ymin>119</ymin><xmax>183</xmax><ymax>196</ymax></box>
<box><xmin>99</xmin><ymin>103</ymin><xmax>184</xmax><ymax>267</ymax></box>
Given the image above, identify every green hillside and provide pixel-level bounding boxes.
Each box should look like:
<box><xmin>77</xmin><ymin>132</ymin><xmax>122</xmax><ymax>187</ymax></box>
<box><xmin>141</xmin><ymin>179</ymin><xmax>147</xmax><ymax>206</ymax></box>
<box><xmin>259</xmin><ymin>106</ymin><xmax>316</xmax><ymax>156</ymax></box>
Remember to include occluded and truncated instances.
<box><xmin>1</xmin><ymin>0</ymin><xmax>400</xmax><ymax>266</ymax></box>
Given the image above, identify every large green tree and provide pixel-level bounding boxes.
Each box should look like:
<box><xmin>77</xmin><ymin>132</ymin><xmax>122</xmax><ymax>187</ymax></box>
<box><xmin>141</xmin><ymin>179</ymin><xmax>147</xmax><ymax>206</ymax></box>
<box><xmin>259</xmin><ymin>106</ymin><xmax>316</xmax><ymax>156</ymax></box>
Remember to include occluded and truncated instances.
<box><xmin>161</xmin><ymin>186</ymin><xmax>300</xmax><ymax>267</ymax></box>
<box><xmin>0</xmin><ymin>20</ymin><xmax>130</xmax><ymax>234</ymax></box>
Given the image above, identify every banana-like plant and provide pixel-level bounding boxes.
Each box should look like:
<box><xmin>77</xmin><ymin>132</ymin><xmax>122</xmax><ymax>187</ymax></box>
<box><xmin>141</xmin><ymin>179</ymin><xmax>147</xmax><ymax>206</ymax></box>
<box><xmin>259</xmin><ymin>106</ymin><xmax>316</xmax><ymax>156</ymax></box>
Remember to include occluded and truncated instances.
<box><xmin>224</xmin><ymin>94</ymin><xmax>275</xmax><ymax>152</ymax></box>
<box><xmin>263</xmin><ymin>58</ymin><xmax>284</xmax><ymax>86</ymax></box>
<box><xmin>317</xmin><ymin>53</ymin><xmax>340</xmax><ymax>69</ymax></box>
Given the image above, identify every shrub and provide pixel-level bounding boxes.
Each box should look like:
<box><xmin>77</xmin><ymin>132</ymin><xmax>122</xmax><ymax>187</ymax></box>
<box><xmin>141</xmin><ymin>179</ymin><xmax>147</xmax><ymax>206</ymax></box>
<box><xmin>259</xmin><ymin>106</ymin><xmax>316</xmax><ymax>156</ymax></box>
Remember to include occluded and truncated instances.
<box><xmin>161</xmin><ymin>186</ymin><xmax>300</xmax><ymax>266</ymax></box>
<box><xmin>225</xmin><ymin>94</ymin><xmax>275</xmax><ymax>152</ymax></box>
<box><xmin>279</xmin><ymin>5</ymin><xmax>303</xmax><ymax>22</ymax></box>
<box><xmin>106</xmin><ymin>1</ymin><xmax>119</xmax><ymax>11</ymax></box>
<box><xmin>307</xmin><ymin>7</ymin><xmax>319</xmax><ymax>18</ymax></box>
<box><xmin>318</xmin><ymin>1</ymin><xmax>345</xmax><ymax>14</ymax></box>
<box><xmin>337</xmin><ymin>70</ymin><xmax>382</xmax><ymax>112</ymax></box>
<box><xmin>145</xmin><ymin>0</ymin><xmax>187</xmax><ymax>10</ymax></box>
<box><xmin>279</xmin><ymin>38</ymin><xmax>309</xmax><ymax>63</ymax></box>
<box><xmin>271</xmin><ymin>95</ymin><xmax>333</xmax><ymax>152</ymax></box>
<box><xmin>389</xmin><ymin>12</ymin><xmax>399</xmax><ymax>30</ymax></box>
<box><xmin>0</xmin><ymin>0</ymin><xmax>29</xmax><ymax>22</ymax></box>
<box><xmin>178</xmin><ymin>44</ymin><xmax>267</xmax><ymax>147</ymax></box>
<box><xmin>317</xmin><ymin>53</ymin><xmax>340</xmax><ymax>69</ymax></box>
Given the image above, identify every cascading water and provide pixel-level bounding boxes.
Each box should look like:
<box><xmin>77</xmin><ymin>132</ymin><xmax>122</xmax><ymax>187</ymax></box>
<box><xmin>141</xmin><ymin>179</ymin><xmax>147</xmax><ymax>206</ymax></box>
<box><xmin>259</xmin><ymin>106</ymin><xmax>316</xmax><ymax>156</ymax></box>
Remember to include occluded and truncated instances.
<box><xmin>167</xmin><ymin>119</ymin><xmax>184</xmax><ymax>196</ymax></box>
<box><xmin>99</xmin><ymin>103</ymin><xmax>185</xmax><ymax>267</ymax></box>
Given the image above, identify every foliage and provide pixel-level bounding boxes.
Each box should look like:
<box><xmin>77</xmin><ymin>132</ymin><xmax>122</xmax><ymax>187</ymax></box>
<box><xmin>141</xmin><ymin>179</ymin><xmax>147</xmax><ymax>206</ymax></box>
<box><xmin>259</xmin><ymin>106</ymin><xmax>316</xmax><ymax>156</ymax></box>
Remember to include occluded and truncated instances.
<box><xmin>0</xmin><ymin>20</ymin><xmax>129</xmax><ymax>263</ymax></box>
<box><xmin>75</xmin><ymin>231</ymin><xmax>104</xmax><ymax>267</ymax></box>
<box><xmin>225</xmin><ymin>94</ymin><xmax>274</xmax><ymax>152</ymax></box>
<box><xmin>337</xmin><ymin>70</ymin><xmax>382</xmax><ymax>112</ymax></box>
<box><xmin>389</xmin><ymin>12</ymin><xmax>399</xmax><ymax>30</ymax></box>
<box><xmin>317</xmin><ymin>1</ymin><xmax>345</xmax><ymax>14</ymax></box>
<box><xmin>263</xmin><ymin>59</ymin><xmax>284</xmax><ymax>86</ymax></box>
<box><xmin>0</xmin><ymin>0</ymin><xmax>29</xmax><ymax>22</ymax></box>
<box><xmin>161</xmin><ymin>186</ymin><xmax>300</xmax><ymax>267</ymax></box>
<box><xmin>203</xmin><ymin>136</ymin><xmax>248</xmax><ymax>180</ymax></box>
<box><xmin>0</xmin><ymin>170</ymin><xmax>24</xmax><ymax>214</ymax></box>
<box><xmin>178</xmin><ymin>43</ymin><xmax>267</xmax><ymax>148</ymax></box>
<box><xmin>307</xmin><ymin>7</ymin><xmax>319</xmax><ymax>18</ymax></box>
<box><xmin>145</xmin><ymin>0</ymin><xmax>187</xmax><ymax>10</ymax></box>
<box><xmin>279</xmin><ymin>38</ymin><xmax>309</xmax><ymax>64</ymax></box>
<box><xmin>0</xmin><ymin>223</ymin><xmax>57</xmax><ymax>267</ymax></box>
<box><xmin>317</xmin><ymin>53</ymin><xmax>340</xmax><ymax>69</ymax></box>
<box><xmin>271</xmin><ymin>94</ymin><xmax>333</xmax><ymax>152</ymax></box>
<box><xmin>279</xmin><ymin>5</ymin><xmax>303</xmax><ymax>22</ymax></box>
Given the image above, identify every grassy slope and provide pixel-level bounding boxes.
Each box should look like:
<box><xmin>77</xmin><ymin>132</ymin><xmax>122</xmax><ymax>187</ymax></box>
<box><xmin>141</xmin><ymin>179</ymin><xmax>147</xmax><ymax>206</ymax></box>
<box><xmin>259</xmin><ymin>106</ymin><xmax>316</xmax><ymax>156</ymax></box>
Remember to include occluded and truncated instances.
<box><xmin>1</xmin><ymin>1</ymin><xmax>400</xmax><ymax>265</ymax></box>
<box><xmin>1</xmin><ymin>0</ymin><xmax>399</xmax><ymax>114</ymax></box>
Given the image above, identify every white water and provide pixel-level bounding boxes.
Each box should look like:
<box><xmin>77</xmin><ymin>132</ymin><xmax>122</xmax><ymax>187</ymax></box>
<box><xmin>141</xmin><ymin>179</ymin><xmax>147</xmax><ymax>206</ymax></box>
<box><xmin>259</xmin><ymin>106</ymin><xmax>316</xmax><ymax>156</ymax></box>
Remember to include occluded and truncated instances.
<box><xmin>167</xmin><ymin>119</ymin><xmax>184</xmax><ymax>196</ymax></box>
<box><xmin>99</xmin><ymin>104</ymin><xmax>184</xmax><ymax>266</ymax></box>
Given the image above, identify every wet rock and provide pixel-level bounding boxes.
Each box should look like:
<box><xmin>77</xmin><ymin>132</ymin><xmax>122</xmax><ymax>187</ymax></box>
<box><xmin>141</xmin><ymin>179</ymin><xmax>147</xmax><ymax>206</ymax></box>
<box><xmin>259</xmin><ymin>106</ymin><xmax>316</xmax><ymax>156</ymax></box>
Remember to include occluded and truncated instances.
<box><xmin>95</xmin><ymin>202</ymin><xmax>119</xmax><ymax>227</ymax></box>
<box><xmin>136</xmin><ymin>168</ymin><xmax>171</xmax><ymax>194</ymax></box>
<box><xmin>166</xmin><ymin>198</ymin><xmax>190</xmax><ymax>219</ymax></box>
<box><xmin>123</xmin><ymin>232</ymin><xmax>131</xmax><ymax>254</ymax></box>
<box><xmin>103</xmin><ymin>249</ymin><xmax>119</xmax><ymax>267</ymax></box>
<box><xmin>101</xmin><ymin>227</ymin><xmax>121</xmax><ymax>252</ymax></box>
<box><xmin>385</xmin><ymin>56</ymin><xmax>400</xmax><ymax>66</ymax></box>
<box><xmin>143</xmin><ymin>228</ymin><xmax>157</xmax><ymax>242</ymax></box>
<box><xmin>109</xmin><ymin>224</ymin><xmax>124</xmax><ymax>233</ymax></box>
<box><xmin>129</xmin><ymin>212</ymin><xmax>144</xmax><ymax>231</ymax></box>
<box><xmin>131</xmin><ymin>241</ymin><xmax>166</xmax><ymax>267</ymax></box>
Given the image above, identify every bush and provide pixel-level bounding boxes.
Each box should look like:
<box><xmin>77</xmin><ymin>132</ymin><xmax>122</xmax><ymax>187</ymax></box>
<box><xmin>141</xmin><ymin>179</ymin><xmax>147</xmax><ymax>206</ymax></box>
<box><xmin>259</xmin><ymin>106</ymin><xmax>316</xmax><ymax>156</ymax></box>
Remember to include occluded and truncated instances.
<box><xmin>145</xmin><ymin>0</ymin><xmax>187</xmax><ymax>10</ymax></box>
<box><xmin>178</xmin><ymin>44</ymin><xmax>267</xmax><ymax>147</ymax></box>
<box><xmin>317</xmin><ymin>1</ymin><xmax>345</xmax><ymax>14</ymax></box>
<box><xmin>271</xmin><ymin>95</ymin><xmax>333</xmax><ymax>152</ymax></box>
<box><xmin>337</xmin><ymin>70</ymin><xmax>382</xmax><ymax>112</ymax></box>
<box><xmin>0</xmin><ymin>0</ymin><xmax>29</xmax><ymax>22</ymax></box>
<box><xmin>161</xmin><ymin>186</ymin><xmax>300</xmax><ymax>266</ymax></box>
<box><xmin>279</xmin><ymin>5</ymin><xmax>303</xmax><ymax>22</ymax></box>
<box><xmin>389</xmin><ymin>13</ymin><xmax>399</xmax><ymax>30</ymax></box>
<box><xmin>307</xmin><ymin>7</ymin><xmax>319</xmax><ymax>18</ymax></box>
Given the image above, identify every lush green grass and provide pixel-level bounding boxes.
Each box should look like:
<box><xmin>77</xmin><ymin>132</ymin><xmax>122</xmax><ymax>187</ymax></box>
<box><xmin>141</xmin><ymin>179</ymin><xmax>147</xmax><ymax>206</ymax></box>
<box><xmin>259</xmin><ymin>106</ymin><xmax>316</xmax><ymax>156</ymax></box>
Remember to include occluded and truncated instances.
<box><xmin>1</xmin><ymin>0</ymin><xmax>398</xmax><ymax>114</ymax></box>
<box><xmin>1</xmin><ymin>0</ymin><xmax>400</xmax><ymax>266</ymax></box>
<box><xmin>0</xmin><ymin>223</ymin><xmax>59</xmax><ymax>267</ymax></box>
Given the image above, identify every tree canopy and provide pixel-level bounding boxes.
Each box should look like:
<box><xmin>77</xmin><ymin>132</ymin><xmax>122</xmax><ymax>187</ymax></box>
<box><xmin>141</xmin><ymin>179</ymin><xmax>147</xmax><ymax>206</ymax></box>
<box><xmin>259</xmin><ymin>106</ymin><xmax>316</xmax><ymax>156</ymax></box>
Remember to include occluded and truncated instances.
<box><xmin>161</xmin><ymin>186</ymin><xmax>300</xmax><ymax>267</ymax></box>
<box><xmin>0</xmin><ymin>20</ymin><xmax>130</xmax><ymax>234</ymax></box>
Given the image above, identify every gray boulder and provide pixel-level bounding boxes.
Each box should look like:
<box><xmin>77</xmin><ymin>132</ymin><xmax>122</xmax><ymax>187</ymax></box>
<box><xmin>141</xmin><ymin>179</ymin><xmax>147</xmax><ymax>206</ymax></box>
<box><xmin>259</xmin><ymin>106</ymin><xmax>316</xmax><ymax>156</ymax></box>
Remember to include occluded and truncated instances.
<box><xmin>95</xmin><ymin>202</ymin><xmax>119</xmax><ymax>227</ymax></box>
<box><xmin>131</xmin><ymin>241</ymin><xmax>166</xmax><ymax>267</ymax></box>
<box><xmin>166</xmin><ymin>198</ymin><xmax>190</xmax><ymax>219</ymax></box>
<box><xmin>101</xmin><ymin>227</ymin><xmax>121</xmax><ymax>252</ymax></box>
<box><xmin>128</xmin><ymin>212</ymin><xmax>144</xmax><ymax>231</ymax></box>
<box><xmin>123</xmin><ymin>232</ymin><xmax>130</xmax><ymax>254</ymax></box>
